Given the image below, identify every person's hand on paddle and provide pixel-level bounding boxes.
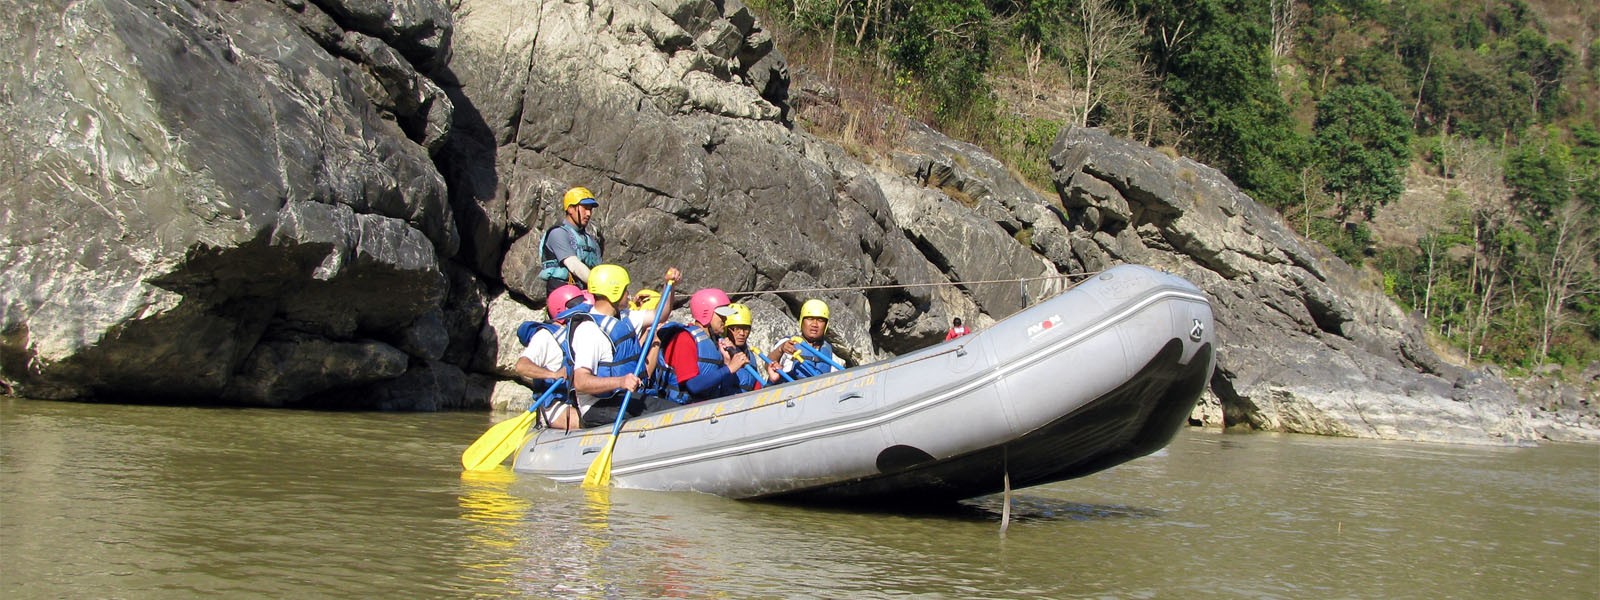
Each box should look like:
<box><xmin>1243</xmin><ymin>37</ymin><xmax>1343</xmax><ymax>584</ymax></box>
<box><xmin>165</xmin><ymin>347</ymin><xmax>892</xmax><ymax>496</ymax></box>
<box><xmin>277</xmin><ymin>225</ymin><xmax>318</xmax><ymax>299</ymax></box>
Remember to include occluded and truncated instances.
<box><xmin>762</xmin><ymin>355</ymin><xmax>782</xmax><ymax>382</ymax></box>
<box><xmin>720</xmin><ymin>339</ymin><xmax>749</xmax><ymax>373</ymax></box>
<box><xmin>616</xmin><ymin>372</ymin><xmax>642</xmax><ymax>393</ymax></box>
<box><xmin>772</xmin><ymin>338</ymin><xmax>796</xmax><ymax>361</ymax></box>
<box><xmin>663</xmin><ymin>267</ymin><xmax>680</xmax><ymax>284</ymax></box>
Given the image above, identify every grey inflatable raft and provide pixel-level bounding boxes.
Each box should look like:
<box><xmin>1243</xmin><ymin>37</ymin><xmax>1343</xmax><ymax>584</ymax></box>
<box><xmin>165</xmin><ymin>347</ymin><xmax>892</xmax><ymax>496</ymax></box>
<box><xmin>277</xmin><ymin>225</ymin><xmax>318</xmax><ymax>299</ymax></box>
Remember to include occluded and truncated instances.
<box><xmin>513</xmin><ymin>264</ymin><xmax>1215</xmax><ymax>504</ymax></box>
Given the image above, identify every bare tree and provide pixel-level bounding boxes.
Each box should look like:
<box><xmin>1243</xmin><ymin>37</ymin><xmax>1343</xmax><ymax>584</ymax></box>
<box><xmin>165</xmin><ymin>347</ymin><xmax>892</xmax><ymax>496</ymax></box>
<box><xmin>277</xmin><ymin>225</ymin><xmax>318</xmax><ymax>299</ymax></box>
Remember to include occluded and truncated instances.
<box><xmin>1270</xmin><ymin>0</ymin><xmax>1298</xmax><ymax>66</ymax></box>
<box><xmin>1447</xmin><ymin>135</ymin><xmax>1512</xmax><ymax>364</ymax></box>
<box><xmin>1026</xmin><ymin>42</ymin><xmax>1044</xmax><ymax>108</ymax></box>
<box><xmin>1536</xmin><ymin>198</ymin><xmax>1600</xmax><ymax>363</ymax></box>
<box><xmin>1074</xmin><ymin>0</ymin><xmax>1145</xmax><ymax>128</ymax></box>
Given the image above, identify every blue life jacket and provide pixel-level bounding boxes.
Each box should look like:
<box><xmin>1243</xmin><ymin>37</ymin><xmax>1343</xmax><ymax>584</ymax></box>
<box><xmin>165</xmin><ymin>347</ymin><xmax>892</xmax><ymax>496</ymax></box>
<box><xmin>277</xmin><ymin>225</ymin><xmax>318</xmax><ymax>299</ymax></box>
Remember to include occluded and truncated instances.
<box><xmin>563</xmin><ymin>310</ymin><xmax>644</xmax><ymax>400</ymax></box>
<box><xmin>787</xmin><ymin>339</ymin><xmax>838</xmax><ymax>380</ymax></box>
<box><xmin>516</xmin><ymin>321</ymin><xmax>576</xmax><ymax>420</ymax></box>
<box><xmin>516</xmin><ymin>320</ymin><xmax>559</xmax><ymax>346</ymax></box>
<box><xmin>537</xmin><ymin>222</ymin><xmax>602</xmax><ymax>282</ymax></box>
<box><xmin>656</xmin><ymin>323</ymin><xmax>740</xmax><ymax>402</ymax></box>
<box><xmin>732</xmin><ymin>345</ymin><xmax>765</xmax><ymax>392</ymax></box>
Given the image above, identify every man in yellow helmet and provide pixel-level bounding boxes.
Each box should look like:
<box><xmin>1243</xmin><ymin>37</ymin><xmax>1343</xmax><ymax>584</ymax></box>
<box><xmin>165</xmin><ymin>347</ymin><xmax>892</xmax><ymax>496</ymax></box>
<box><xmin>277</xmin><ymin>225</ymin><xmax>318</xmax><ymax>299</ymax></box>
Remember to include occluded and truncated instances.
<box><xmin>537</xmin><ymin>186</ymin><xmax>604</xmax><ymax>295</ymax></box>
<box><xmin>564</xmin><ymin>263</ymin><xmax>679</xmax><ymax>427</ymax></box>
<box><xmin>723</xmin><ymin>303</ymin><xmax>782</xmax><ymax>392</ymax></box>
<box><xmin>775</xmin><ymin>298</ymin><xmax>842</xmax><ymax>380</ymax></box>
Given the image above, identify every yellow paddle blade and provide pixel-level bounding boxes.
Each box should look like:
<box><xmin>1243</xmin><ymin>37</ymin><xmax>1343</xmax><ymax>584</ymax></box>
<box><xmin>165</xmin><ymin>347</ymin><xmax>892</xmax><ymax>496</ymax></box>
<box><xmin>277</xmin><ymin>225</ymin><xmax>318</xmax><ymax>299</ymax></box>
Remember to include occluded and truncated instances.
<box><xmin>582</xmin><ymin>434</ymin><xmax>619</xmax><ymax>487</ymax></box>
<box><xmin>461</xmin><ymin>411</ymin><xmax>538</xmax><ymax>471</ymax></box>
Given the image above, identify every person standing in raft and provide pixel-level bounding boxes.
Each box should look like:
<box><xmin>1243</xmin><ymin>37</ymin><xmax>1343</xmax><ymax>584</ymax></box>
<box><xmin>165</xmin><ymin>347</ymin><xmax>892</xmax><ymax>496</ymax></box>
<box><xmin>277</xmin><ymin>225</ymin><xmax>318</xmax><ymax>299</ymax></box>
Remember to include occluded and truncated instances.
<box><xmin>658</xmin><ymin>288</ymin><xmax>747</xmax><ymax>404</ymax></box>
<box><xmin>775</xmin><ymin>299</ymin><xmax>843</xmax><ymax>380</ymax></box>
<box><xmin>537</xmin><ymin>186</ymin><xmax>604</xmax><ymax>296</ymax></box>
<box><xmin>565</xmin><ymin>264</ymin><xmax>677</xmax><ymax>428</ymax></box>
<box><xmin>944</xmin><ymin>317</ymin><xmax>970</xmax><ymax>341</ymax></box>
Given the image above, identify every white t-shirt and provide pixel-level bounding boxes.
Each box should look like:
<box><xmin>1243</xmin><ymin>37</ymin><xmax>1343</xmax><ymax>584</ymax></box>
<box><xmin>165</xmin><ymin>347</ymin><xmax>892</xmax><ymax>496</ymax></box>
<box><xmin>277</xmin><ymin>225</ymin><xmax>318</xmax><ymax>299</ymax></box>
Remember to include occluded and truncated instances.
<box><xmin>519</xmin><ymin>327</ymin><xmax>565</xmax><ymax>372</ymax></box>
<box><xmin>518</xmin><ymin>328</ymin><xmax>572</xmax><ymax>423</ymax></box>
<box><xmin>568</xmin><ymin>309</ymin><xmax>654</xmax><ymax>416</ymax></box>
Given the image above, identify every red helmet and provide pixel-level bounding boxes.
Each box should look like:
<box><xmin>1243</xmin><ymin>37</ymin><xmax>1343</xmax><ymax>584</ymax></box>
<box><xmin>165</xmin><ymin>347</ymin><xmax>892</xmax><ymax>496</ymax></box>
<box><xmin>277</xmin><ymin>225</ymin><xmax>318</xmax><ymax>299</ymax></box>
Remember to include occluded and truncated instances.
<box><xmin>546</xmin><ymin>284</ymin><xmax>592</xmax><ymax>322</ymax></box>
<box><xmin>688</xmin><ymin>288</ymin><xmax>731</xmax><ymax>326</ymax></box>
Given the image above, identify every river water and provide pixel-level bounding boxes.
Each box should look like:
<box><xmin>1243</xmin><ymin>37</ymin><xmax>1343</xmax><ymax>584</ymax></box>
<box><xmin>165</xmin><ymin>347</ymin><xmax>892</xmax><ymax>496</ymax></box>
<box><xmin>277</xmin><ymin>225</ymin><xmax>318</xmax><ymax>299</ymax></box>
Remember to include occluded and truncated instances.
<box><xmin>2</xmin><ymin>397</ymin><xmax>1595</xmax><ymax>598</ymax></box>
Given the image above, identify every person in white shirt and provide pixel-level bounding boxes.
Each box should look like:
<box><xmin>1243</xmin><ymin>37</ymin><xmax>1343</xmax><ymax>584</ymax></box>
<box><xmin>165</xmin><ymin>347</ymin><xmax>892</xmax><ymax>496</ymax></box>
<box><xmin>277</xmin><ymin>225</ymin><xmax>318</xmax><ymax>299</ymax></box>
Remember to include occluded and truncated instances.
<box><xmin>513</xmin><ymin>284</ymin><xmax>590</xmax><ymax>430</ymax></box>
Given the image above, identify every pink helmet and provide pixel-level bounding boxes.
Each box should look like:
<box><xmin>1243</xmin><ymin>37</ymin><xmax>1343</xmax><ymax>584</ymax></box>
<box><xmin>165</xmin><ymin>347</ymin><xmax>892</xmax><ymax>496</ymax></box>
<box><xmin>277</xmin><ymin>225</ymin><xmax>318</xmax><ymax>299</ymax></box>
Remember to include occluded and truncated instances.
<box><xmin>688</xmin><ymin>288</ymin><xmax>732</xmax><ymax>326</ymax></box>
<box><xmin>546</xmin><ymin>284</ymin><xmax>593</xmax><ymax>322</ymax></box>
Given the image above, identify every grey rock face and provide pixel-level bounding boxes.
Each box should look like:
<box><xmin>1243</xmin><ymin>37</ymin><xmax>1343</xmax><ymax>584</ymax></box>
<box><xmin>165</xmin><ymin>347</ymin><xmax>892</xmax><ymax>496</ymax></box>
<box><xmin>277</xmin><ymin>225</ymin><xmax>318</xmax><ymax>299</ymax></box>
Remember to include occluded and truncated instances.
<box><xmin>1044</xmin><ymin>128</ymin><xmax>1536</xmax><ymax>444</ymax></box>
<box><xmin>2</xmin><ymin>0</ymin><xmax>455</xmax><ymax>404</ymax></box>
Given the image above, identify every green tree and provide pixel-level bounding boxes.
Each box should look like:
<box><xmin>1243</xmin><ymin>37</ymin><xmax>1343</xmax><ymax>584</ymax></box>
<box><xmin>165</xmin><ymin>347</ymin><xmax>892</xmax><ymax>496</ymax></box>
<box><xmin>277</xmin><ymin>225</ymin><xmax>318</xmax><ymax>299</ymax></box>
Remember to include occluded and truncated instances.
<box><xmin>1502</xmin><ymin>28</ymin><xmax>1573</xmax><ymax>121</ymax></box>
<box><xmin>1145</xmin><ymin>0</ymin><xmax>1308</xmax><ymax>208</ymax></box>
<box><xmin>1312</xmin><ymin>84</ymin><xmax>1413</xmax><ymax>219</ymax></box>
<box><xmin>883</xmin><ymin>0</ymin><xmax>994</xmax><ymax>127</ymax></box>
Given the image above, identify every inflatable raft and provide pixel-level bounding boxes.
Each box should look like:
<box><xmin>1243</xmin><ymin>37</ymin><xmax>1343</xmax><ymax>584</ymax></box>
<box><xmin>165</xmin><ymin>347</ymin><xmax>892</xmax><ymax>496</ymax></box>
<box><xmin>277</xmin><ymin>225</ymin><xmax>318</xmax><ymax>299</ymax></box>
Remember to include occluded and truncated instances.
<box><xmin>514</xmin><ymin>264</ymin><xmax>1215</xmax><ymax>504</ymax></box>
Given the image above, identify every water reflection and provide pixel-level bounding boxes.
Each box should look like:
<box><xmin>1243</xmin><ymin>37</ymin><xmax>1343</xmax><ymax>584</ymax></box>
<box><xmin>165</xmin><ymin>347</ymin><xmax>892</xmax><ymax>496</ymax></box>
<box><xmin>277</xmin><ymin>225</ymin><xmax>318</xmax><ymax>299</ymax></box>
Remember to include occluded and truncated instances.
<box><xmin>449</xmin><ymin>471</ymin><xmax>1175</xmax><ymax>599</ymax></box>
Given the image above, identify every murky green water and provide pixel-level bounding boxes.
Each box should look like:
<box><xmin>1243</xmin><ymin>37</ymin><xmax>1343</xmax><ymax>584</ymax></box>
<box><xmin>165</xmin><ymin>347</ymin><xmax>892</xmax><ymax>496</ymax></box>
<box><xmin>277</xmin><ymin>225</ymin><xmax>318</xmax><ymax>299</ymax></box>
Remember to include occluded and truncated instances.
<box><xmin>3</xmin><ymin>397</ymin><xmax>1596</xmax><ymax>598</ymax></box>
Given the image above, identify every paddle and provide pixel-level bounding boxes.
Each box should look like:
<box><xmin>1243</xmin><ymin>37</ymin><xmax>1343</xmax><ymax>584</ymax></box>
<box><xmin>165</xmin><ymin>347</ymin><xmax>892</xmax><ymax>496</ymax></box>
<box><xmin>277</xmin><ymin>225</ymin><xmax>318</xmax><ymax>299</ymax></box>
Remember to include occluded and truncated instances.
<box><xmin>461</xmin><ymin>380</ymin><xmax>566</xmax><ymax>471</ymax></box>
<box><xmin>752</xmin><ymin>351</ymin><xmax>794</xmax><ymax>383</ymax></box>
<box><xmin>583</xmin><ymin>280</ymin><xmax>674</xmax><ymax>488</ymax></box>
<box><xmin>741</xmin><ymin>363</ymin><xmax>766</xmax><ymax>384</ymax></box>
<box><xmin>792</xmin><ymin>337</ymin><xmax>847</xmax><ymax>372</ymax></box>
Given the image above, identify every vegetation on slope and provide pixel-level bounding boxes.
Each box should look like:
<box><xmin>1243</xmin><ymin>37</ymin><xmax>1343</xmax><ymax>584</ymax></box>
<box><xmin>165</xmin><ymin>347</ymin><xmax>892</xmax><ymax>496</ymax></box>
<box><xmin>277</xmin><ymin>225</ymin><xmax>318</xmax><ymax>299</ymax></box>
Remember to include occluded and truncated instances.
<box><xmin>748</xmin><ymin>0</ymin><xmax>1598</xmax><ymax>374</ymax></box>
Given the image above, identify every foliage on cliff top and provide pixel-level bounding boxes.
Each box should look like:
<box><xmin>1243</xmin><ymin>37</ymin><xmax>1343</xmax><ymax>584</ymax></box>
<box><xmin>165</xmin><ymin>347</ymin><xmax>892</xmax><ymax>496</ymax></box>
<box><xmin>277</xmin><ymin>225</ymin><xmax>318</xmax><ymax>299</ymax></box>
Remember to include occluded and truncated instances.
<box><xmin>749</xmin><ymin>0</ymin><xmax>1598</xmax><ymax>374</ymax></box>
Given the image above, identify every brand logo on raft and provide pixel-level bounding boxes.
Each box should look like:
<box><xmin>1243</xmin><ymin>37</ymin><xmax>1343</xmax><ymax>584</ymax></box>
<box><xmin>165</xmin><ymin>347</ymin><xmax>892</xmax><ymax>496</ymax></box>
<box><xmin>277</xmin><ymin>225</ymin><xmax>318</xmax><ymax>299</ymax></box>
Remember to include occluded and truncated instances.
<box><xmin>1189</xmin><ymin>318</ymin><xmax>1205</xmax><ymax>342</ymax></box>
<box><xmin>1027</xmin><ymin>315</ymin><xmax>1062</xmax><ymax>338</ymax></box>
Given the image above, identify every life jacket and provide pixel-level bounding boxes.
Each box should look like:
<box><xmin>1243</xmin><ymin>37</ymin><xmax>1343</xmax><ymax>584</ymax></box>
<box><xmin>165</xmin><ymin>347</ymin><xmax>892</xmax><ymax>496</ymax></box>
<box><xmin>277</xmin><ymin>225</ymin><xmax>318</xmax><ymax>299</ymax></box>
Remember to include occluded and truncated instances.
<box><xmin>536</xmin><ymin>222</ymin><xmax>602</xmax><ymax>282</ymax></box>
<box><xmin>787</xmin><ymin>339</ymin><xmax>838</xmax><ymax>380</ymax></box>
<box><xmin>516</xmin><ymin>321</ymin><xmax>577</xmax><ymax>426</ymax></box>
<box><xmin>563</xmin><ymin>310</ymin><xmax>644</xmax><ymax>400</ymax></box>
<box><xmin>517</xmin><ymin>320</ymin><xmax>559</xmax><ymax>346</ymax></box>
<box><xmin>655</xmin><ymin>322</ymin><xmax>732</xmax><ymax>402</ymax></box>
<box><xmin>732</xmin><ymin>344</ymin><xmax>765</xmax><ymax>392</ymax></box>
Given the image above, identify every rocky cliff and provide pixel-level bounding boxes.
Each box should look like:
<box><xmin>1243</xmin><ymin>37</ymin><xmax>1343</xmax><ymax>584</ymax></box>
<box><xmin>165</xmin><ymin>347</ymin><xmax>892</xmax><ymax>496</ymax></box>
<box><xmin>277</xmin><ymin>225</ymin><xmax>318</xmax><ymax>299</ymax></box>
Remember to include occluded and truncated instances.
<box><xmin>2</xmin><ymin>0</ymin><xmax>1592</xmax><ymax>443</ymax></box>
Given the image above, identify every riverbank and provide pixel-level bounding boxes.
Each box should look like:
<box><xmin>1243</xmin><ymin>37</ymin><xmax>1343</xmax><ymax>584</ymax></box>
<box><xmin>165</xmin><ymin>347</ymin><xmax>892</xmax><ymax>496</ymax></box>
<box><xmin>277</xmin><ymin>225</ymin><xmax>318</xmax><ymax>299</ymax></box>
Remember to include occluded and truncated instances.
<box><xmin>1504</xmin><ymin>364</ymin><xmax>1600</xmax><ymax>443</ymax></box>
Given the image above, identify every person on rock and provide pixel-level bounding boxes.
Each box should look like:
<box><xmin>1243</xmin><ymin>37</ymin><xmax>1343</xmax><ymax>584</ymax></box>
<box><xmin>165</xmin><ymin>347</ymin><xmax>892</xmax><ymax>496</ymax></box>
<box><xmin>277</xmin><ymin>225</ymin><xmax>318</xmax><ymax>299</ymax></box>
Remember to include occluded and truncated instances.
<box><xmin>944</xmin><ymin>317</ymin><xmax>970</xmax><ymax>341</ymax></box>
<box><xmin>537</xmin><ymin>186</ymin><xmax>604</xmax><ymax>296</ymax></box>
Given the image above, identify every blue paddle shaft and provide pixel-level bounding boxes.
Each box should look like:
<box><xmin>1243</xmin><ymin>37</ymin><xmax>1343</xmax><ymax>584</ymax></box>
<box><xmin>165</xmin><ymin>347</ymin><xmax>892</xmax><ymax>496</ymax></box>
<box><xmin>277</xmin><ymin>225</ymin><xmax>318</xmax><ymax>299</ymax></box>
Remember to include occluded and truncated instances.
<box><xmin>527</xmin><ymin>379</ymin><xmax>566</xmax><ymax>412</ymax></box>
<box><xmin>754</xmin><ymin>352</ymin><xmax>794</xmax><ymax>382</ymax></box>
<box><xmin>796</xmin><ymin>341</ymin><xmax>846</xmax><ymax>372</ymax></box>
<box><xmin>606</xmin><ymin>281</ymin><xmax>674</xmax><ymax>437</ymax></box>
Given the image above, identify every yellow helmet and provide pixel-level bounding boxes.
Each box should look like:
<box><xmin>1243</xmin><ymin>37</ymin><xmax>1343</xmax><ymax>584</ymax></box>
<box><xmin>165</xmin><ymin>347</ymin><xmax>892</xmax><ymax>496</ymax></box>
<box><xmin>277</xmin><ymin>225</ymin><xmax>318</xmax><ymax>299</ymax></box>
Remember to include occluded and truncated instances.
<box><xmin>587</xmin><ymin>264</ymin><xmax>630</xmax><ymax>302</ymax></box>
<box><xmin>800</xmin><ymin>299</ymin><xmax>829</xmax><ymax>320</ymax></box>
<box><xmin>562</xmin><ymin>186</ymin><xmax>598</xmax><ymax>210</ymax></box>
<box><xmin>630</xmin><ymin>289</ymin><xmax>661</xmax><ymax>312</ymax></box>
<box><xmin>724</xmin><ymin>303</ymin><xmax>752</xmax><ymax>328</ymax></box>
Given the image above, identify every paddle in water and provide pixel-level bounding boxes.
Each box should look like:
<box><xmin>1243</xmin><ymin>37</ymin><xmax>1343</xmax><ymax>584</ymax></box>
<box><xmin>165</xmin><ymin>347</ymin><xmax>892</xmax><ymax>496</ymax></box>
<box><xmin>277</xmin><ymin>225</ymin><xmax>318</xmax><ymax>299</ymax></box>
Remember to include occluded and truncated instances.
<box><xmin>583</xmin><ymin>279</ymin><xmax>674</xmax><ymax>487</ymax></box>
<box><xmin>461</xmin><ymin>380</ymin><xmax>566</xmax><ymax>471</ymax></box>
